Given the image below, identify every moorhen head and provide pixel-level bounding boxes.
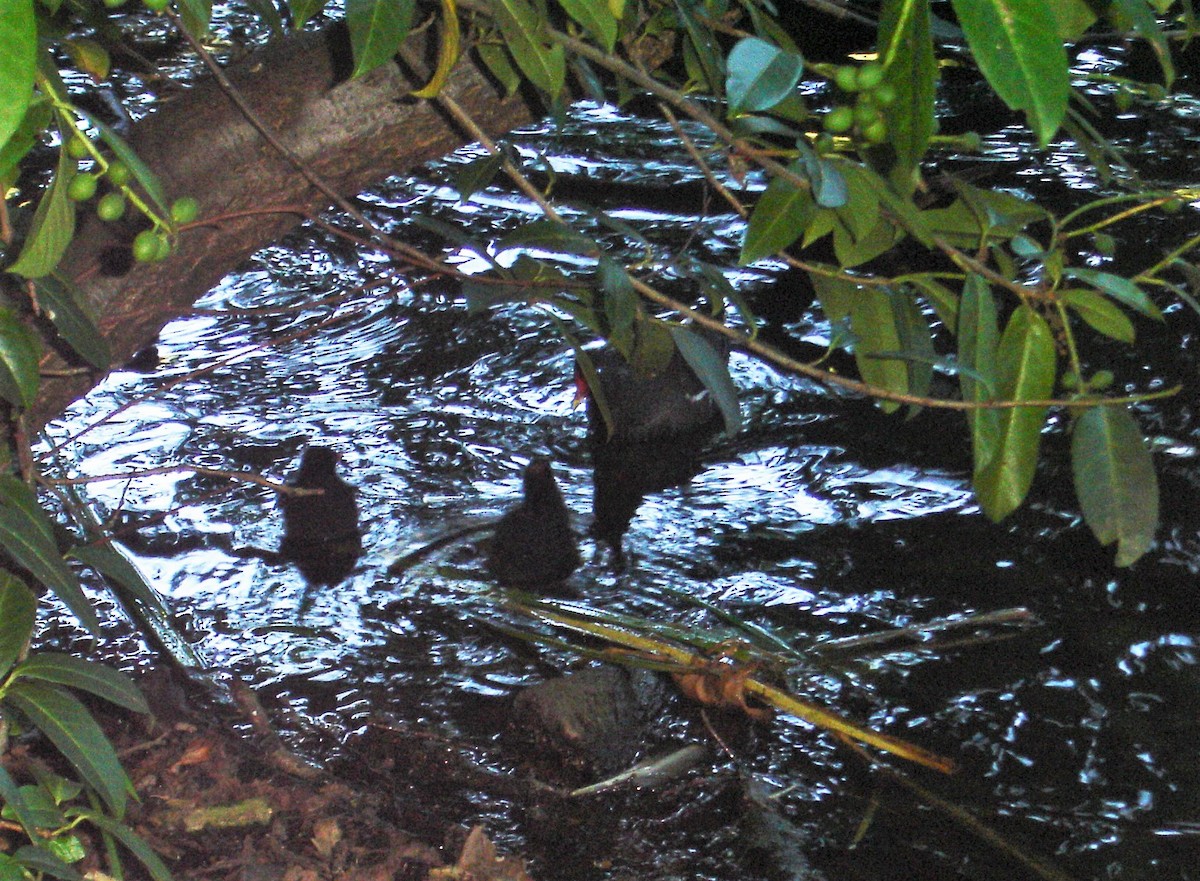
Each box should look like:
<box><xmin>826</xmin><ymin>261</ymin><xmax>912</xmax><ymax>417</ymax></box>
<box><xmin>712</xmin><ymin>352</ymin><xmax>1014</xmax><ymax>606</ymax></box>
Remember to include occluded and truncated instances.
<box><xmin>486</xmin><ymin>459</ymin><xmax>581</xmax><ymax>588</ymax></box>
<box><xmin>278</xmin><ymin>446</ymin><xmax>361</xmax><ymax>584</ymax></box>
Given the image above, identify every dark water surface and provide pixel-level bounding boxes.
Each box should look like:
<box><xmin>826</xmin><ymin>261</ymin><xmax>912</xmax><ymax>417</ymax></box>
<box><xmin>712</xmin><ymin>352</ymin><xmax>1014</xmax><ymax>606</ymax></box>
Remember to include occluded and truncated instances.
<box><xmin>38</xmin><ymin>71</ymin><xmax>1200</xmax><ymax>881</ymax></box>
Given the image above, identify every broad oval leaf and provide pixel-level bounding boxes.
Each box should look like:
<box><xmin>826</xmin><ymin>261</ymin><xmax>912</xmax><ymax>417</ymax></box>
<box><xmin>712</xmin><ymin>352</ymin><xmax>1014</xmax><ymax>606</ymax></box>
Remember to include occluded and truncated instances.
<box><xmin>175</xmin><ymin>0</ymin><xmax>213</xmax><ymax>40</ymax></box>
<box><xmin>7</xmin><ymin>145</ymin><xmax>75</xmax><ymax>278</ymax></box>
<box><xmin>348</xmin><ymin>0</ymin><xmax>416</xmax><ymax>78</ymax></box>
<box><xmin>949</xmin><ymin>0</ymin><xmax>1069</xmax><ymax>146</ymax></box>
<box><xmin>1064</xmin><ymin>267</ymin><xmax>1163</xmax><ymax>320</ymax></box>
<box><xmin>973</xmin><ymin>305</ymin><xmax>1056</xmax><ymax>521</ymax></box>
<box><xmin>497</xmin><ymin>218</ymin><xmax>599</xmax><ymax>256</ymax></box>
<box><xmin>1072</xmin><ymin>404</ymin><xmax>1158</xmax><ymax>567</ymax></box>
<box><xmin>558</xmin><ymin>0</ymin><xmax>618</xmax><ymax>52</ymax></box>
<box><xmin>851</xmin><ymin>288</ymin><xmax>908</xmax><ymax>413</ymax></box>
<box><xmin>6</xmin><ymin>680</ymin><xmax>130</xmax><ymax>817</ymax></box>
<box><xmin>670</xmin><ymin>324</ymin><xmax>741</xmax><ymax>436</ymax></box>
<box><xmin>726</xmin><ymin>37</ymin><xmax>804</xmax><ymax>115</ymax></box>
<box><xmin>13</xmin><ymin>653</ymin><xmax>150</xmax><ymax>715</ymax></box>
<box><xmin>0</xmin><ymin>306</ymin><xmax>40</xmax><ymax>408</ymax></box>
<box><xmin>878</xmin><ymin>0</ymin><xmax>936</xmax><ymax>188</ymax></box>
<box><xmin>957</xmin><ymin>273</ymin><xmax>1000</xmax><ymax>463</ymax></box>
<box><xmin>492</xmin><ymin>0</ymin><xmax>566</xmax><ymax>97</ymax></box>
<box><xmin>0</xmin><ymin>0</ymin><xmax>36</xmax><ymax>156</ymax></box>
<box><xmin>34</xmin><ymin>275</ymin><xmax>110</xmax><ymax>370</ymax></box>
<box><xmin>740</xmin><ymin>165</ymin><xmax>815</xmax><ymax>265</ymax></box>
<box><xmin>0</xmin><ymin>571</ymin><xmax>35</xmax><ymax>680</ymax></box>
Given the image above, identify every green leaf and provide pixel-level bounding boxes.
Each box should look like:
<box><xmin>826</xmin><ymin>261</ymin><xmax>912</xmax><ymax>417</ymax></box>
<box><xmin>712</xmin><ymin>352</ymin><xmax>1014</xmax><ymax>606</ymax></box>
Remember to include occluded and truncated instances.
<box><xmin>892</xmin><ymin>292</ymin><xmax>935</xmax><ymax>414</ymax></box>
<box><xmin>34</xmin><ymin>275</ymin><xmax>110</xmax><ymax>370</ymax></box>
<box><xmin>878</xmin><ymin>0</ymin><xmax>936</xmax><ymax>188</ymax></box>
<box><xmin>0</xmin><ymin>97</ymin><xmax>49</xmax><ymax>188</ymax></box>
<box><xmin>908</xmin><ymin>275</ymin><xmax>958</xmax><ymax>330</ymax></box>
<box><xmin>1072</xmin><ymin>404</ymin><xmax>1158</xmax><ymax>566</ymax></box>
<box><xmin>673</xmin><ymin>0</ymin><xmax>724</xmax><ymax>93</ymax></box>
<box><xmin>973</xmin><ymin>305</ymin><xmax>1056</xmax><ymax>521</ymax></box>
<box><xmin>6</xmin><ymin>681</ymin><xmax>130</xmax><ymax>817</ymax></box>
<box><xmin>0</xmin><ymin>307</ymin><xmax>39</xmax><ymax>408</ymax></box>
<box><xmin>598</xmin><ymin>256</ymin><xmax>636</xmax><ymax>346</ymax></box>
<box><xmin>0</xmin><ymin>766</ymin><xmax>42</xmax><ymax>840</ymax></box>
<box><xmin>949</xmin><ymin>0</ymin><xmax>1069</xmax><ymax>146</ymax></box>
<box><xmin>454</xmin><ymin>152</ymin><xmax>504</xmax><ymax>202</ymax></box>
<box><xmin>7</xmin><ymin>143</ymin><xmax>75</xmax><ymax>278</ymax></box>
<box><xmin>13</xmin><ymin>654</ymin><xmax>149</xmax><ymax>714</ymax></box>
<box><xmin>740</xmin><ymin>165</ymin><xmax>815</xmax><ymax>264</ymax></box>
<box><xmin>88</xmin><ymin>116</ymin><xmax>170</xmax><ymax>214</ymax></box>
<box><xmin>0</xmin><ymin>475</ymin><xmax>100</xmax><ymax>633</ymax></box>
<box><xmin>670</xmin><ymin>325</ymin><xmax>741</xmax><ymax>436</ymax></box>
<box><xmin>831</xmin><ymin>161</ymin><xmax>880</xmax><ymax>241</ymax></box>
<box><xmin>69</xmin><ymin>543</ymin><xmax>171</xmax><ymax>619</ymax></box>
<box><xmin>1108</xmin><ymin>0</ymin><xmax>1174</xmax><ymax>87</ymax></box>
<box><xmin>725</xmin><ymin>37</ymin><xmax>804</xmax><ymax>116</ymax></box>
<box><xmin>492</xmin><ymin>0</ymin><xmax>566</xmax><ymax>97</ymax></box>
<box><xmin>70</xmin><ymin>811</ymin><xmax>173</xmax><ymax>881</ymax></box>
<box><xmin>242</xmin><ymin>0</ymin><xmax>285</xmax><ymax>36</ymax></box>
<box><xmin>15</xmin><ymin>842</ymin><xmax>86</xmax><ymax>880</ymax></box>
<box><xmin>851</xmin><ymin>288</ymin><xmax>908</xmax><ymax>413</ymax></box>
<box><xmin>347</xmin><ymin>0</ymin><xmax>415</xmax><ymax>78</ymax></box>
<box><xmin>1061</xmin><ymin>288</ymin><xmax>1136</xmax><ymax>343</ymax></box>
<box><xmin>1063</xmin><ymin>267</ymin><xmax>1163</xmax><ymax>320</ymax></box>
<box><xmin>497</xmin><ymin>218</ymin><xmax>599</xmax><ymax>256</ymax></box>
<box><xmin>0</xmin><ymin>570</ymin><xmax>35</xmax><ymax>679</ymax></box>
<box><xmin>289</xmin><ymin>0</ymin><xmax>327</xmax><ymax>30</ymax></box>
<box><xmin>957</xmin><ymin>273</ymin><xmax>1000</xmax><ymax>464</ymax></box>
<box><xmin>175</xmin><ymin>0</ymin><xmax>213</xmax><ymax>40</ymax></box>
<box><xmin>0</xmin><ymin>0</ymin><xmax>36</xmax><ymax>159</ymax></box>
<box><xmin>558</xmin><ymin>0</ymin><xmax>618</xmax><ymax>52</ymax></box>
<box><xmin>476</xmin><ymin>42</ymin><xmax>522</xmax><ymax>97</ymax></box>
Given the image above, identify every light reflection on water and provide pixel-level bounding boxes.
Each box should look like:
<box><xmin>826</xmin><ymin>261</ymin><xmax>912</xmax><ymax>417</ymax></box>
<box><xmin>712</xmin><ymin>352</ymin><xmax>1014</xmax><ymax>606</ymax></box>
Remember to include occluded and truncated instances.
<box><xmin>35</xmin><ymin>100</ymin><xmax>1200</xmax><ymax>880</ymax></box>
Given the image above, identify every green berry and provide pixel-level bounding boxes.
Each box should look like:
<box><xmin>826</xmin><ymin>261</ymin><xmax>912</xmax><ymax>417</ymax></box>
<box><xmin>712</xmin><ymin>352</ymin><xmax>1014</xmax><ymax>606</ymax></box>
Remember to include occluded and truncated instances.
<box><xmin>143</xmin><ymin>0</ymin><xmax>169</xmax><ymax>11</ymax></box>
<box><xmin>106</xmin><ymin>161</ymin><xmax>130</xmax><ymax>186</ymax></box>
<box><xmin>65</xmin><ymin>137</ymin><xmax>91</xmax><ymax>160</ymax></box>
<box><xmin>873</xmin><ymin>83</ymin><xmax>897</xmax><ymax>107</ymax></box>
<box><xmin>67</xmin><ymin>173</ymin><xmax>99</xmax><ymax>201</ymax></box>
<box><xmin>823</xmin><ymin>106</ymin><xmax>854</xmax><ymax>134</ymax></box>
<box><xmin>1061</xmin><ymin>371</ymin><xmax>1080</xmax><ymax>390</ymax></box>
<box><xmin>104</xmin><ymin>0</ymin><xmax>128</xmax><ymax>7</ymax></box>
<box><xmin>1089</xmin><ymin>370</ymin><xmax>1115</xmax><ymax>391</ymax></box>
<box><xmin>1092</xmin><ymin>232</ymin><xmax>1116</xmax><ymax>256</ymax></box>
<box><xmin>133</xmin><ymin>229</ymin><xmax>160</xmax><ymax>262</ymax></box>
<box><xmin>857</xmin><ymin>62</ymin><xmax>884</xmax><ymax>91</ymax></box>
<box><xmin>834</xmin><ymin>65</ymin><xmax>859</xmax><ymax>93</ymax></box>
<box><xmin>853</xmin><ymin>100</ymin><xmax>879</xmax><ymax>128</ymax></box>
<box><xmin>170</xmin><ymin>196</ymin><xmax>200</xmax><ymax>224</ymax></box>
<box><xmin>861</xmin><ymin>119</ymin><xmax>888</xmax><ymax>145</ymax></box>
<box><xmin>97</xmin><ymin>192</ymin><xmax>126</xmax><ymax>221</ymax></box>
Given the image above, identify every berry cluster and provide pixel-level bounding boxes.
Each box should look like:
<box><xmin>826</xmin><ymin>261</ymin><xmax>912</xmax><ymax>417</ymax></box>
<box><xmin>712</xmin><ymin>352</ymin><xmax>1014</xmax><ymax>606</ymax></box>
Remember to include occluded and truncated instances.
<box><xmin>822</xmin><ymin>62</ymin><xmax>896</xmax><ymax>146</ymax></box>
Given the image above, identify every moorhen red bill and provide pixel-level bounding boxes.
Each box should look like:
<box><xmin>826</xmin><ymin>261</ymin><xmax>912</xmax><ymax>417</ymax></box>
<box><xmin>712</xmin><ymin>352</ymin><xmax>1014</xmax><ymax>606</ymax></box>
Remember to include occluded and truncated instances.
<box><xmin>487</xmin><ymin>459</ymin><xmax>581</xmax><ymax>587</ymax></box>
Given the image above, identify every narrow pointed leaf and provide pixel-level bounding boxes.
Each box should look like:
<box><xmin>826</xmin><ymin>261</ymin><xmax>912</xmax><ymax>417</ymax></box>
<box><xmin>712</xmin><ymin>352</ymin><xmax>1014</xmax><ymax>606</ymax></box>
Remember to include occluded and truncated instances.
<box><xmin>1061</xmin><ymin>288</ymin><xmax>1135</xmax><ymax>343</ymax></box>
<box><xmin>740</xmin><ymin>165</ymin><xmax>815</xmax><ymax>264</ymax></box>
<box><xmin>0</xmin><ymin>307</ymin><xmax>39</xmax><ymax>408</ymax></box>
<box><xmin>35</xmin><ymin>275</ymin><xmax>111</xmax><ymax>370</ymax></box>
<box><xmin>6</xmin><ymin>681</ymin><xmax>129</xmax><ymax>817</ymax></box>
<box><xmin>7</xmin><ymin>145</ymin><xmax>75</xmax><ymax>278</ymax></box>
<box><xmin>13</xmin><ymin>654</ymin><xmax>149</xmax><ymax>714</ymax></box>
<box><xmin>671</xmin><ymin>325</ymin><xmax>741</xmax><ymax>436</ymax></box>
<box><xmin>957</xmin><ymin>273</ymin><xmax>1000</xmax><ymax>467</ymax></box>
<box><xmin>878</xmin><ymin>0</ymin><xmax>936</xmax><ymax>186</ymax></box>
<box><xmin>493</xmin><ymin>0</ymin><xmax>565</xmax><ymax>96</ymax></box>
<box><xmin>0</xmin><ymin>571</ymin><xmax>36</xmax><ymax>679</ymax></box>
<box><xmin>411</xmin><ymin>0</ymin><xmax>459</xmax><ymax>97</ymax></box>
<box><xmin>347</xmin><ymin>0</ymin><xmax>416</xmax><ymax>78</ymax></box>
<box><xmin>0</xmin><ymin>0</ymin><xmax>36</xmax><ymax>155</ymax></box>
<box><xmin>70</xmin><ymin>812</ymin><xmax>172</xmax><ymax>881</ymax></box>
<box><xmin>558</xmin><ymin>0</ymin><xmax>618</xmax><ymax>51</ymax></box>
<box><xmin>1064</xmin><ymin>267</ymin><xmax>1163</xmax><ymax>320</ymax></box>
<box><xmin>851</xmin><ymin>288</ymin><xmax>907</xmax><ymax>413</ymax></box>
<box><xmin>1072</xmin><ymin>405</ymin><xmax>1158</xmax><ymax>566</ymax></box>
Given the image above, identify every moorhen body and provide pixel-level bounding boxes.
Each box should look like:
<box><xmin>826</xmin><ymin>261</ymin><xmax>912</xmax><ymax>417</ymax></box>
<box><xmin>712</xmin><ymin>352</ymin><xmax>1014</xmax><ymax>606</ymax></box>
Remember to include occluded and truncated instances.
<box><xmin>487</xmin><ymin>459</ymin><xmax>581</xmax><ymax>587</ymax></box>
<box><xmin>279</xmin><ymin>446</ymin><xmax>362</xmax><ymax>584</ymax></box>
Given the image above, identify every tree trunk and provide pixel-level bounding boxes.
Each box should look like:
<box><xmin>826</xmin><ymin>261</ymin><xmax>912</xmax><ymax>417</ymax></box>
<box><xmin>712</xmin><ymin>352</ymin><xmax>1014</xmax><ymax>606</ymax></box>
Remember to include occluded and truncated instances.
<box><xmin>36</xmin><ymin>23</ymin><xmax>545</xmax><ymax>427</ymax></box>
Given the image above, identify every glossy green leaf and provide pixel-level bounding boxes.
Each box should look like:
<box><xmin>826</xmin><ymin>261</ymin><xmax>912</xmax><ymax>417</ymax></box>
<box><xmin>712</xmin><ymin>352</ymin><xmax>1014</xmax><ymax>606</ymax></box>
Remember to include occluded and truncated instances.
<box><xmin>725</xmin><ymin>37</ymin><xmax>803</xmax><ymax>115</ymax></box>
<box><xmin>289</xmin><ymin>0</ymin><xmax>328</xmax><ymax>30</ymax></box>
<box><xmin>851</xmin><ymin>288</ymin><xmax>907</xmax><ymax>413</ymax></box>
<box><xmin>493</xmin><ymin>0</ymin><xmax>566</xmax><ymax>97</ymax></box>
<box><xmin>1064</xmin><ymin>267</ymin><xmax>1163</xmax><ymax>320</ymax></box>
<box><xmin>1109</xmin><ymin>0</ymin><xmax>1174</xmax><ymax>87</ymax></box>
<box><xmin>878</xmin><ymin>0</ymin><xmax>936</xmax><ymax>188</ymax></box>
<box><xmin>949</xmin><ymin>0</ymin><xmax>1069</xmax><ymax>146</ymax></box>
<box><xmin>6</xmin><ymin>681</ymin><xmax>130</xmax><ymax>817</ymax></box>
<box><xmin>70</xmin><ymin>541</ymin><xmax>173</xmax><ymax>620</ymax></box>
<box><xmin>1050</xmin><ymin>0</ymin><xmax>1098</xmax><ymax>39</ymax></box>
<box><xmin>7</xmin><ymin>144</ymin><xmax>75</xmax><ymax>278</ymax></box>
<box><xmin>831</xmin><ymin>161</ymin><xmax>880</xmax><ymax>241</ymax></box>
<box><xmin>0</xmin><ymin>475</ymin><xmax>99</xmax><ymax>633</ymax></box>
<box><xmin>347</xmin><ymin>0</ymin><xmax>415</xmax><ymax>78</ymax></box>
<box><xmin>740</xmin><ymin>165</ymin><xmax>815</xmax><ymax>265</ymax></box>
<box><xmin>497</xmin><ymin>218</ymin><xmax>599</xmax><ymax>256</ymax></box>
<box><xmin>671</xmin><ymin>325</ymin><xmax>741</xmax><ymax>436</ymax></box>
<box><xmin>1072</xmin><ymin>404</ymin><xmax>1158</xmax><ymax>566</ymax></box>
<box><xmin>0</xmin><ymin>0</ymin><xmax>36</xmax><ymax>157</ymax></box>
<box><xmin>892</xmin><ymin>292</ymin><xmax>935</xmax><ymax>414</ymax></box>
<box><xmin>973</xmin><ymin>305</ymin><xmax>1056</xmax><ymax>521</ymax></box>
<box><xmin>0</xmin><ymin>97</ymin><xmax>49</xmax><ymax>187</ymax></box>
<box><xmin>70</xmin><ymin>811</ymin><xmax>172</xmax><ymax>881</ymax></box>
<box><xmin>674</xmin><ymin>0</ymin><xmax>724</xmax><ymax>93</ymax></box>
<box><xmin>908</xmin><ymin>275</ymin><xmax>958</xmax><ymax>330</ymax></box>
<box><xmin>175</xmin><ymin>0</ymin><xmax>213</xmax><ymax>39</ymax></box>
<box><xmin>1061</xmin><ymin>288</ymin><xmax>1136</xmax><ymax>343</ymax></box>
<box><xmin>0</xmin><ymin>768</ymin><xmax>40</xmax><ymax>841</ymax></box>
<box><xmin>558</xmin><ymin>0</ymin><xmax>618</xmax><ymax>51</ymax></box>
<box><xmin>476</xmin><ymin>42</ymin><xmax>522</xmax><ymax>97</ymax></box>
<box><xmin>598</xmin><ymin>256</ymin><xmax>637</xmax><ymax>347</ymax></box>
<box><xmin>34</xmin><ymin>275</ymin><xmax>110</xmax><ymax>370</ymax></box>
<box><xmin>13</xmin><ymin>654</ymin><xmax>149</xmax><ymax>714</ymax></box>
<box><xmin>957</xmin><ymin>273</ymin><xmax>1000</xmax><ymax>465</ymax></box>
<box><xmin>0</xmin><ymin>307</ymin><xmax>40</xmax><ymax>408</ymax></box>
<box><xmin>798</xmin><ymin>145</ymin><xmax>847</xmax><ymax>209</ymax></box>
<box><xmin>0</xmin><ymin>570</ymin><xmax>35</xmax><ymax>679</ymax></box>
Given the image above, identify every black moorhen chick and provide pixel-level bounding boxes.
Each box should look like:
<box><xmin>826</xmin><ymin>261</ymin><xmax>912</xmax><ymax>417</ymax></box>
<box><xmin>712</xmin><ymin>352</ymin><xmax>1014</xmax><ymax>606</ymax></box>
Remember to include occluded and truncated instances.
<box><xmin>278</xmin><ymin>446</ymin><xmax>362</xmax><ymax>584</ymax></box>
<box><xmin>487</xmin><ymin>459</ymin><xmax>581</xmax><ymax>587</ymax></box>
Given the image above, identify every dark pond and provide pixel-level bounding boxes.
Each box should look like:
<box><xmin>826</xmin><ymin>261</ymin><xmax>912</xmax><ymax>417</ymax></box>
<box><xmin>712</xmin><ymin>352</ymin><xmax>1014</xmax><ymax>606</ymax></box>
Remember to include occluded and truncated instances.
<box><xmin>37</xmin><ymin>35</ymin><xmax>1200</xmax><ymax>881</ymax></box>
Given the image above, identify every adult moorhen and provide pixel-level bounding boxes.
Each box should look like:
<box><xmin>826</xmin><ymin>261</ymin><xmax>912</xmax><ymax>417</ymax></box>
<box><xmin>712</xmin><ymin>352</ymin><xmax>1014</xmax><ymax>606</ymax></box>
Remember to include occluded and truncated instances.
<box><xmin>487</xmin><ymin>459</ymin><xmax>581</xmax><ymax>587</ymax></box>
<box><xmin>278</xmin><ymin>446</ymin><xmax>362</xmax><ymax>584</ymax></box>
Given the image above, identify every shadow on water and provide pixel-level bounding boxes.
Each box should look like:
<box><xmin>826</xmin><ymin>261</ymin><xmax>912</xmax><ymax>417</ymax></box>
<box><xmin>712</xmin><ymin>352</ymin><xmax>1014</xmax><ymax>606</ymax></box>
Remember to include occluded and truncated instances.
<box><xmin>37</xmin><ymin>81</ymin><xmax>1200</xmax><ymax>880</ymax></box>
